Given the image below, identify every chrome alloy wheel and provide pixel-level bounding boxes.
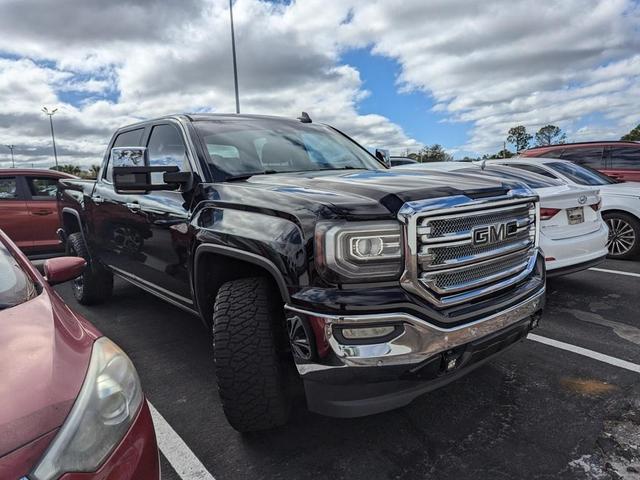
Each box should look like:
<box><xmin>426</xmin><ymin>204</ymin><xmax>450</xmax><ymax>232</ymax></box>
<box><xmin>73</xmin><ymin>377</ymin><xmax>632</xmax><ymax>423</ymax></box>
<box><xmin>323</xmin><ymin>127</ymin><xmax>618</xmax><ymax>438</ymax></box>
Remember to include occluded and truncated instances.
<box><xmin>606</xmin><ymin>217</ymin><xmax>636</xmax><ymax>256</ymax></box>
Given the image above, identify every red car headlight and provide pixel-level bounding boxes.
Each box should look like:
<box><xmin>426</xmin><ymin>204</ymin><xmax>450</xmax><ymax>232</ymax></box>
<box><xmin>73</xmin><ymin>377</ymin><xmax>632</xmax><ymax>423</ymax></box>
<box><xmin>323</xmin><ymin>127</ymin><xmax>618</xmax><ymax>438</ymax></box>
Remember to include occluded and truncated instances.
<box><xmin>30</xmin><ymin>337</ymin><xmax>143</xmax><ymax>480</ymax></box>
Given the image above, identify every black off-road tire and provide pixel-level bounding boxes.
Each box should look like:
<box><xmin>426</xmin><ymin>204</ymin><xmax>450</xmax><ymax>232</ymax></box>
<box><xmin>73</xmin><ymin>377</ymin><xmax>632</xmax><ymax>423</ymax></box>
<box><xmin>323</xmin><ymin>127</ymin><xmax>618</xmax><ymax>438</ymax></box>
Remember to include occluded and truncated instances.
<box><xmin>212</xmin><ymin>277</ymin><xmax>291</xmax><ymax>432</ymax></box>
<box><xmin>603</xmin><ymin>212</ymin><xmax>640</xmax><ymax>260</ymax></box>
<box><xmin>66</xmin><ymin>232</ymin><xmax>114</xmax><ymax>305</ymax></box>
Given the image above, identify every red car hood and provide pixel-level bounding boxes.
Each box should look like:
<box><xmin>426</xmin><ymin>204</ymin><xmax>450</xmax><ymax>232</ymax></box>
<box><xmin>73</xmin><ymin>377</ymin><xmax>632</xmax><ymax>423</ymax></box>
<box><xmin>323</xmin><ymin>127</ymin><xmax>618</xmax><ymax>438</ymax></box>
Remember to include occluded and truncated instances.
<box><xmin>0</xmin><ymin>288</ymin><xmax>97</xmax><ymax>459</ymax></box>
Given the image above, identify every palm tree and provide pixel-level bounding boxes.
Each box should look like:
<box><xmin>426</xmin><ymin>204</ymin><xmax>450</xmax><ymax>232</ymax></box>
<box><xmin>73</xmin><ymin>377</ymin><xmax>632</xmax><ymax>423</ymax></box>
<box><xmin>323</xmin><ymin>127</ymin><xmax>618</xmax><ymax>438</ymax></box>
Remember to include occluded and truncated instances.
<box><xmin>51</xmin><ymin>164</ymin><xmax>82</xmax><ymax>176</ymax></box>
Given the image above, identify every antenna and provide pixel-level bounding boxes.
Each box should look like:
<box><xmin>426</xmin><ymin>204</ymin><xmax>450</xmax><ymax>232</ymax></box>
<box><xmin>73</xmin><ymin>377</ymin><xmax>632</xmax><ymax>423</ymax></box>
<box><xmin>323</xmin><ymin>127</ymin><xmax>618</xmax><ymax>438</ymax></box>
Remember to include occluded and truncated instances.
<box><xmin>297</xmin><ymin>112</ymin><xmax>312</xmax><ymax>123</ymax></box>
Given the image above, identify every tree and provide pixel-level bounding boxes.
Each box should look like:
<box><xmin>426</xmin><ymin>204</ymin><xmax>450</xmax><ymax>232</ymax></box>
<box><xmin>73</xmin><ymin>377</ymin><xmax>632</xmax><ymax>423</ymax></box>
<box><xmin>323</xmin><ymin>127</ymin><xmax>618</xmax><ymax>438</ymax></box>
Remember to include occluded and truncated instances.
<box><xmin>507</xmin><ymin>126</ymin><xmax>532</xmax><ymax>152</ymax></box>
<box><xmin>418</xmin><ymin>144</ymin><xmax>453</xmax><ymax>162</ymax></box>
<box><xmin>87</xmin><ymin>164</ymin><xmax>101</xmax><ymax>179</ymax></box>
<box><xmin>51</xmin><ymin>164</ymin><xmax>82</xmax><ymax>176</ymax></box>
<box><xmin>488</xmin><ymin>149</ymin><xmax>514</xmax><ymax>159</ymax></box>
<box><xmin>535</xmin><ymin>125</ymin><xmax>566</xmax><ymax>146</ymax></box>
<box><xmin>621</xmin><ymin>124</ymin><xmax>640</xmax><ymax>141</ymax></box>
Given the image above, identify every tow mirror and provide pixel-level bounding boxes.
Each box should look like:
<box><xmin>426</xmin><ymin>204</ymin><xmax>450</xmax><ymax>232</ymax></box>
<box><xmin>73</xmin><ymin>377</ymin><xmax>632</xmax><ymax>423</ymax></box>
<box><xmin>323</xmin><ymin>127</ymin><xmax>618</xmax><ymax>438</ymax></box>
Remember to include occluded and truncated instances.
<box><xmin>375</xmin><ymin>148</ymin><xmax>391</xmax><ymax>168</ymax></box>
<box><xmin>111</xmin><ymin>147</ymin><xmax>194</xmax><ymax>192</ymax></box>
<box><xmin>44</xmin><ymin>256</ymin><xmax>86</xmax><ymax>285</ymax></box>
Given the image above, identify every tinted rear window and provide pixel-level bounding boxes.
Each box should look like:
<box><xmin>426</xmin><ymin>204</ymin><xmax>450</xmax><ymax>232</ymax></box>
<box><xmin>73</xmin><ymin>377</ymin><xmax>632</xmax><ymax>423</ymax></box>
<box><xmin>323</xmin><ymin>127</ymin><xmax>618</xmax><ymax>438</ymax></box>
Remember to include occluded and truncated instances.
<box><xmin>104</xmin><ymin>128</ymin><xmax>145</xmax><ymax>182</ymax></box>
<box><xmin>560</xmin><ymin>147</ymin><xmax>603</xmax><ymax>168</ymax></box>
<box><xmin>609</xmin><ymin>146</ymin><xmax>640</xmax><ymax>170</ymax></box>
<box><xmin>548</xmin><ymin>162</ymin><xmax>617</xmax><ymax>186</ymax></box>
<box><xmin>458</xmin><ymin>166</ymin><xmax>561</xmax><ymax>188</ymax></box>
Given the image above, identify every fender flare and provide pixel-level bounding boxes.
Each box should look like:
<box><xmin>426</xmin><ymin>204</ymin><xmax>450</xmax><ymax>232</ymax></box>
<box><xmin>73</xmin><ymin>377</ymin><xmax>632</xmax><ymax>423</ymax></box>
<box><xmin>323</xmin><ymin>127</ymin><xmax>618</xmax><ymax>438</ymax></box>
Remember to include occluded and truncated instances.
<box><xmin>61</xmin><ymin>207</ymin><xmax>90</xmax><ymax>252</ymax></box>
<box><xmin>194</xmin><ymin>243</ymin><xmax>291</xmax><ymax>304</ymax></box>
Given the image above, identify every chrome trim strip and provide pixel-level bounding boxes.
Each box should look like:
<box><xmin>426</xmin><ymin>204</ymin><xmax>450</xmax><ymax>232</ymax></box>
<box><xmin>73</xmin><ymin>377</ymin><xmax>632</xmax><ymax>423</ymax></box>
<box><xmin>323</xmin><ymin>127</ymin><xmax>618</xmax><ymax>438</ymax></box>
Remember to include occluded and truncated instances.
<box><xmin>108</xmin><ymin>264</ymin><xmax>195</xmax><ymax>306</ymax></box>
<box><xmin>419</xmin><ymin>238</ymin><xmax>533</xmax><ymax>270</ymax></box>
<box><xmin>285</xmin><ymin>286</ymin><xmax>545</xmax><ymax>370</ymax></box>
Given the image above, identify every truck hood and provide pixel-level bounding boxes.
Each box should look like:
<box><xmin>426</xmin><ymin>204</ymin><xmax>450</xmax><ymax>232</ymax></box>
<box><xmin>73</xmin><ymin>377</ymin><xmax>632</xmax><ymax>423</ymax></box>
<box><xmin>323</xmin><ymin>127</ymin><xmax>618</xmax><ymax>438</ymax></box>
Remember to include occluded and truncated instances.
<box><xmin>210</xmin><ymin>169</ymin><xmax>527</xmax><ymax>218</ymax></box>
<box><xmin>0</xmin><ymin>289</ymin><xmax>96</xmax><ymax>459</ymax></box>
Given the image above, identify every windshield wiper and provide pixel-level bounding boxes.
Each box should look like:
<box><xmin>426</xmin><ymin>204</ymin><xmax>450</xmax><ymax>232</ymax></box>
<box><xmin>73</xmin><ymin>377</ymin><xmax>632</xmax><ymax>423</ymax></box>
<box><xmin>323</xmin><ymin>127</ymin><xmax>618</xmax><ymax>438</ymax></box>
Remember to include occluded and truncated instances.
<box><xmin>224</xmin><ymin>170</ymin><xmax>280</xmax><ymax>181</ymax></box>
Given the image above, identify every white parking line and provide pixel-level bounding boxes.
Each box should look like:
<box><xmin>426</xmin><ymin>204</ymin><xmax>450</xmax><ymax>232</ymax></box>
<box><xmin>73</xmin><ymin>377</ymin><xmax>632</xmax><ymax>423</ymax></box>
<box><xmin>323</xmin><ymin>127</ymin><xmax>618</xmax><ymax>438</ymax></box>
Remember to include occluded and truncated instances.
<box><xmin>589</xmin><ymin>267</ymin><xmax>640</xmax><ymax>278</ymax></box>
<box><xmin>528</xmin><ymin>333</ymin><xmax>640</xmax><ymax>374</ymax></box>
<box><xmin>148</xmin><ymin>401</ymin><xmax>216</xmax><ymax>480</ymax></box>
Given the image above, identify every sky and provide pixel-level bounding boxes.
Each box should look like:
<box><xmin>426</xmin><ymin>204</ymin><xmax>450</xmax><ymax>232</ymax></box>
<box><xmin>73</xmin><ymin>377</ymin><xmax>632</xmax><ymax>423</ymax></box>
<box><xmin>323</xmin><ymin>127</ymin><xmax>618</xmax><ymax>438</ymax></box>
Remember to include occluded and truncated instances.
<box><xmin>0</xmin><ymin>0</ymin><xmax>639</xmax><ymax>169</ymax></box>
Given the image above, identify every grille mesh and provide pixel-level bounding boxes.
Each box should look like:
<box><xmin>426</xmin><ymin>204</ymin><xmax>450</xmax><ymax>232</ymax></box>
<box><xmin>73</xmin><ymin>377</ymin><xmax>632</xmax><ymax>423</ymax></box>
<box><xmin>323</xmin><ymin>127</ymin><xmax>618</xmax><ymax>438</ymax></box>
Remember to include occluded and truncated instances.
<box><xmin>423</xmin><ymin>205</ymin><xmax>531</xmax><ymax>239</ymax></box>
<box><xmin>421</xmin><ymin>254</ymin><xmax>528</xmax><ymax>292</ymax></box>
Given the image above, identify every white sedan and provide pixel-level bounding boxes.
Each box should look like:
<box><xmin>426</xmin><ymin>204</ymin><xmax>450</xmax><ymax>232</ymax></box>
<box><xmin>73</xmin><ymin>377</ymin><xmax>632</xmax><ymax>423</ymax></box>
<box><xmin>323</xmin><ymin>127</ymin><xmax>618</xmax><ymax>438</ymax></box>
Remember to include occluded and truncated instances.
<box><xmin>486</xmin><ymin>158</ymin><xmax>640</xmax><ymax>260</ymax></box>
<box><xmin>396</xmin><ymin>162</ymin><xmax>609</xmax><ymax>276</ymax></box>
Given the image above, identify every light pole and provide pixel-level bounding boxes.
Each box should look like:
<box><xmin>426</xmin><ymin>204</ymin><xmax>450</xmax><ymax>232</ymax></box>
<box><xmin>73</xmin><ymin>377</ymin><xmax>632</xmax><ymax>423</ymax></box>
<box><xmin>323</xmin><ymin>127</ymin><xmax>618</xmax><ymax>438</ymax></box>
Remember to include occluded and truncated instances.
<box><xmin>42</xmin><ymin>107</ymin><xmax>59</xmax><ymax>169</ymax></box>
<box><xmin>229</xmin><ymin>0</ymin><xmax>240</xmax><ymax>114</ymax></box>
<box><xmin>4</xmin><ymin>145</ymin><xmax>15</xmax><ymax>168</ymax></box>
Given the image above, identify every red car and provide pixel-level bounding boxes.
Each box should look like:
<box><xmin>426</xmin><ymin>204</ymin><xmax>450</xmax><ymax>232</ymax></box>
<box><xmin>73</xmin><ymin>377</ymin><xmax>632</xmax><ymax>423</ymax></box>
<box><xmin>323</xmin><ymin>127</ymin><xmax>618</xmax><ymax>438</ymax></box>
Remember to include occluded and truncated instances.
<box><xmin>0</xmin><ymin>169</ymin><xmax>75</xmax><ymax>256</ymax></box>
<box><xmin>0</xmin><ymin>229</ymin><xmax>159</xmax><ymax>479</ymax></box>
<box><xmin>522</xmin><ymin>141</ymin><xmax>640</xmax><ymax>182</ymax></box>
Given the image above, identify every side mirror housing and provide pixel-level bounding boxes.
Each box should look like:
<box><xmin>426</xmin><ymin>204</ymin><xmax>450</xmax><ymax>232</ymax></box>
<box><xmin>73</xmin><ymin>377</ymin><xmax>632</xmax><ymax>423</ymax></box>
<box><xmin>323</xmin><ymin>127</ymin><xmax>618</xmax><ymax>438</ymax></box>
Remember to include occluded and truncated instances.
<box><xmin>375</xmin><ymin>148</ymin><xmax>391</xmax><ymax>168</ymax></box>
<box><xmin>44</xmin><ymin>256</ymin><xmax>86</xmax><ymax>285</ymax></box>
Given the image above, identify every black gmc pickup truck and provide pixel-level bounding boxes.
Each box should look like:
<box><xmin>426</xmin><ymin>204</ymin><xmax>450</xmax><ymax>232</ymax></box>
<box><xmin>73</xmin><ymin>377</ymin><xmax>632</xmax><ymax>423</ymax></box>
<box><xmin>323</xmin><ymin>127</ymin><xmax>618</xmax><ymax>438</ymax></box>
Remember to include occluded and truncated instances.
<box><xmin>58</xmin><ymin>113</ymin><xmax>546</xmax><ymax>432</ymax></box>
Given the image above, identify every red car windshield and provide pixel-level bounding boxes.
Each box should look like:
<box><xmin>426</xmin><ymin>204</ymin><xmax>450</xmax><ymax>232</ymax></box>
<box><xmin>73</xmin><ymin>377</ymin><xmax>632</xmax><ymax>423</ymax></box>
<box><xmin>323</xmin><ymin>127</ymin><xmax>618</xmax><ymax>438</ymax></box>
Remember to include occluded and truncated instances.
<box><xmin>0</xmin><ymin>243</ymin><xmax>37</xmax><ymax>309</ymax></box>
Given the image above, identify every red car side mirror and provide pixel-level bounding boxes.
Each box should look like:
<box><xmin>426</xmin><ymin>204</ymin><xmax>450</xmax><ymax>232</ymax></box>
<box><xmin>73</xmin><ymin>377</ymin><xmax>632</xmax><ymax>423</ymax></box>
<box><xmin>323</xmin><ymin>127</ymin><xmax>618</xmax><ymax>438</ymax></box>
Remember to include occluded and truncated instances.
<box><xmin>44</xmin><ymin>257</ymin><xmax>86</xmax><ymax>285</ymax></box>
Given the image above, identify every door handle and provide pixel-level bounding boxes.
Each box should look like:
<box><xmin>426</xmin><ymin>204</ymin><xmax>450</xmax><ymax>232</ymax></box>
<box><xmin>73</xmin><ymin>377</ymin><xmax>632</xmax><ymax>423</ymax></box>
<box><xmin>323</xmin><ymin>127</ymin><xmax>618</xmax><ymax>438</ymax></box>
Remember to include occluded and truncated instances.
<box><xmin>93</xmin><ymin>195</ymin><xmax>104</xmax><ymax>204</ymax></box>
<box><xmin>126</xmin><ymin>202</ymin><xmax>141</xmax><ymax>212</ymax></box>
<box><xmin>32</xmin><ymin>209</ymin><xmax>53</xmax><ymax>216</ymax></box>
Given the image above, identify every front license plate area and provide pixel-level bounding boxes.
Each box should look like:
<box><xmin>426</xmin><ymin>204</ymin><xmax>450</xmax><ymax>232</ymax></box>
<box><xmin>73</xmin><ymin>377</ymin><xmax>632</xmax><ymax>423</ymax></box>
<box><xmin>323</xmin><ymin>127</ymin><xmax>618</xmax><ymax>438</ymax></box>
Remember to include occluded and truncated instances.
<box><xmin>567</xmin><ymin>207</ymin><xmax>584</xmax><ymax>225</ymax></box>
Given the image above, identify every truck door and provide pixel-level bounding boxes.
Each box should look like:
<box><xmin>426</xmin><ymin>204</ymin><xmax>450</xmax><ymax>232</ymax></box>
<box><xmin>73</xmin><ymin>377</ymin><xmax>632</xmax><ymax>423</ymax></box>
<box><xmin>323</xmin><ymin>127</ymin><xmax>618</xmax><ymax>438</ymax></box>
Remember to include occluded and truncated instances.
<box><xmin>127</xmin><ymin>122</ymin><xmax>194</xmax><ymax>307</ymax></box>
<box><xmin>91</xmin><ymin>127</ymin><xmax>148</xmax><ymax>275</ymax></box>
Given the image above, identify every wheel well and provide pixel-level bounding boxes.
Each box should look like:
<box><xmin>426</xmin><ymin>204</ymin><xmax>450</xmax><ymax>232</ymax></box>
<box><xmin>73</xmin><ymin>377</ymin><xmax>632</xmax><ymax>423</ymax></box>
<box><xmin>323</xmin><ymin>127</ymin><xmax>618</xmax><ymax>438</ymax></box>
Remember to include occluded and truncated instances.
<box><xmin>195</xmin><ymin>251</ymin><xmax>287</xmax><ymax>328</ymax></box>
<box><xmin>62</xmin><ymin>211</ymin><xmax>82</xmax><ymax>235</ymax></box>
<box><xmin>602</xmin><ymin>209</ymin><xmax>640</xmax><ymax>222</ymax></box>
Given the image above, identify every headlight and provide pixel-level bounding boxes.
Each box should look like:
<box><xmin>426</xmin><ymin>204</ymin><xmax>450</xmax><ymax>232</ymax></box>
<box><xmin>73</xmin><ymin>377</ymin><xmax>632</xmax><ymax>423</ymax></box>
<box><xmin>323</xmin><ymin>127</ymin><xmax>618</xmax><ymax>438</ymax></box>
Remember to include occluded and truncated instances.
<box><xmin>315</xmin><ymin>220</ymin><xmax>403</xmax><ymax>282</ymax></box>
<box><xmin>30</xmin><ymin>337</ymin><xmax>143</xmax><ymax>480</ymax></box>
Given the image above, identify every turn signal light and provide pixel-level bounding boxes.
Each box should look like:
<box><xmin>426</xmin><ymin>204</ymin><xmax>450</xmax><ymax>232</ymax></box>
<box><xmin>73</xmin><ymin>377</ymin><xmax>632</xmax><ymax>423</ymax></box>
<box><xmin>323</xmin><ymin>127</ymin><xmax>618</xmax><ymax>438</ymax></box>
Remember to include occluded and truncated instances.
<box><xmin>539</xmin><ymin>208</ymin><xmax>561</xmax><ymax>221</ymax></box>
<box><xmin>590</xmin><ymin>201</ymin><xmax>601</xmax><ymax>211</ymax></box>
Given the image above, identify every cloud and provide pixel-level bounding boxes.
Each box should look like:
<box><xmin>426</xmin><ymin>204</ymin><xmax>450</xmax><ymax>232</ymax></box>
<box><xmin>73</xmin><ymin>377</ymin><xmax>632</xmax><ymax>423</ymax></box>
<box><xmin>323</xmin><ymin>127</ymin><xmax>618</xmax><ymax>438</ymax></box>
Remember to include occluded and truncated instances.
<box><xmin>0</xmin><ymin>0</ymin><xmax>638</xmax><ymax>168</ymax></box>
<box><xmin>341</xmin><ymin>0</ymin><xmax>640</xmax><ymax>152</ymax></box>
<box><xmin>0</xmin><ymin>0</ymin><xmax>419</xmax><ymax>168</ymax></box>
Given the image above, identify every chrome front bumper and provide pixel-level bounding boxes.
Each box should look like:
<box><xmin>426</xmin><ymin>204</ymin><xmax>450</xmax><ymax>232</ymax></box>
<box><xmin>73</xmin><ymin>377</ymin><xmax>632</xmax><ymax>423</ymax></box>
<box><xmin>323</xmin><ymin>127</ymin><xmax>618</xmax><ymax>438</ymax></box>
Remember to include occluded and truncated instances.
<box><xmin>285</xmin><ymin>285</ymin><xmax>545</xmax><ymax>377</ymax></box>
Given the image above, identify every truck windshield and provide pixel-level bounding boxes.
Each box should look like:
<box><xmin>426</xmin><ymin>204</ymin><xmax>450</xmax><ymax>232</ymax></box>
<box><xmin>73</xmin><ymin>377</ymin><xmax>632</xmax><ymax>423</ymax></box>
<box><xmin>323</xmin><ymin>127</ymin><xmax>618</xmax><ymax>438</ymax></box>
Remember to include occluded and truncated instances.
<box><xmin>194</xmin><ymin>119</ymin><xmax>384</xmax><ymax>178</ymax></box>
<box><xmin>0</xmin><ymin>243</ymin><xmax>37</xmax><ymax>310</ymax></box>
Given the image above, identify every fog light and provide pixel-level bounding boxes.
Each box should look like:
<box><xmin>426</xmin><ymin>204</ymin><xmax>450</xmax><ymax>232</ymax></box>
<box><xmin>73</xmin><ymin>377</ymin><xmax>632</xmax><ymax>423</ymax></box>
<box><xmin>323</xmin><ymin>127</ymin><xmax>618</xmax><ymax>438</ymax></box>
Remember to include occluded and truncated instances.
<box><xmin>341</xmin><ymin>326</ymin><xmax>396</xmax><ymax>340</ymax></box>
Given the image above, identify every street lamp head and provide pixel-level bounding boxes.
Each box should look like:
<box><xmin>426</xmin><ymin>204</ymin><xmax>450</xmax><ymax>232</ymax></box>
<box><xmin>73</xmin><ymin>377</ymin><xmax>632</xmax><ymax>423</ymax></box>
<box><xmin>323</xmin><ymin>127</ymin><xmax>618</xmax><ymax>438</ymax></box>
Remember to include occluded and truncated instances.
<box><xmin>42</xmin><ymin>106</ymin><xmax>58</xmax><ymax>116</ymax></box>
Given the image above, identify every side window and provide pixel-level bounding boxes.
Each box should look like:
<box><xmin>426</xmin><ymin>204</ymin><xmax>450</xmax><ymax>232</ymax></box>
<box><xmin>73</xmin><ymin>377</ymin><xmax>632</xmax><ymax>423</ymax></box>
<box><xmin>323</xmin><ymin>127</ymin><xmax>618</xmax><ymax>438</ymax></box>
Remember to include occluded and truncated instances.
<box><xmin>26</xmin><ymin>177</ymin><xmax>59</xmax><ymax>199</ymax></box>
<box><xmin>560</xmin><ymin>147</ymin><xmax>603</xmax><ymax>168</ymax></box>
<box><xmin>147</xmin><ymin>124</ymin><xmax>189</xmax><ymax>183</ymax></box>
<box><xmin>104</xmin><ymin>128</ymin><xmax>145</xmax><ymax>182</ymax></box>
<box><xmin>609</xmin><ymin>147</ymin><xmax>640</xmax><ymax>170</ymax></box>
<box><xmin>0</xmin><ymin>177</ymin><xmax>18</xmax><ymax>199</ymax></box>
<box><xmin>509</xmin><ymin>164</ymin><xmax>559</xmax><ymax>179</ymax></box>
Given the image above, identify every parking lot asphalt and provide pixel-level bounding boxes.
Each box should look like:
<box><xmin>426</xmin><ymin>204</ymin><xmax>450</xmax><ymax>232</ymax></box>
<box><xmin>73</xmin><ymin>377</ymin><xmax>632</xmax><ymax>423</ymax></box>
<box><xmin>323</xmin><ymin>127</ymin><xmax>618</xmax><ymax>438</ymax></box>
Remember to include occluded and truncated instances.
<box><xmin>55</xmin><ymin>259</ymin><xmax>640</xmax><ymax>480</ymax></box>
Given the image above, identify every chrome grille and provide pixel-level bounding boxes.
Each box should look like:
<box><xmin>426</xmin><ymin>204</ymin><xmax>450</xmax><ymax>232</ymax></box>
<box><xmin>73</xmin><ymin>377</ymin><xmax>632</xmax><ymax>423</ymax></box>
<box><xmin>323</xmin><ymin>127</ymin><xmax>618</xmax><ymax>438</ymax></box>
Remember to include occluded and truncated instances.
<box><xmin>420</xmin><ymin>204</ymin><xmax>532</xmax><ymax>241</ymax></box>
<box><xmin>421</xmin><ymin>252</ymin><xmax>531</xmax><ymax>294</ymax></box>
<box><xmin>402</xmin><ymin>199</ymin><xmax>538</xmax><ymax>307</ymax></box>
<box><xmin>420</xmin><ymin>231</ymin><xmax>531</xmax><ymax>269</ymax></box>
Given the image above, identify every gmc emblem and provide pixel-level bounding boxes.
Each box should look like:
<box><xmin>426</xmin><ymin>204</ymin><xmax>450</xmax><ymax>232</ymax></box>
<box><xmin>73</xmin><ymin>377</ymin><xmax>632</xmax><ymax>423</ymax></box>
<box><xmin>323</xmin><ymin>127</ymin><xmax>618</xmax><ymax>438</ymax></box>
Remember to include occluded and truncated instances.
<box><xmin>472</xmin><ymin>221</ymin><xmax>519</xmax><ymax>246</ymax></box>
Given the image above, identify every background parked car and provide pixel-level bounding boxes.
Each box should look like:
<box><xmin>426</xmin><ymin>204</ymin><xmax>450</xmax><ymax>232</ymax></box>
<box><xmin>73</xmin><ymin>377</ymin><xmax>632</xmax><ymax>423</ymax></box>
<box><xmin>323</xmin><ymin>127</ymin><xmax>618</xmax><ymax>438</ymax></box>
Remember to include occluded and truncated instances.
<box><xmin>396</xmin><ymin>162</ymin><xmax>608</xmax><ymax>275</ymax></box>
<box><xmin>389</xmin><ymin>156</ymin><xmax>418</xmax><ymax>167</ymax></box>
<box><xmin>522</xmin><ymin>141</ymin><xmax>640</xmax><ymax>182</ymax></box>
<box><xmin>486</xmin><ymin>157</ymin><xmax>640</xmax><ymax>259</ymax></box>
<box><xmin>0</xmin><ymin>229</ymin><xmax>159</xmax><ymax>479</ymax></box>
<box><xmin>0</xmin><ymin>168</ymin><xmax>75</xmax><ymax>256</ymax></box>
